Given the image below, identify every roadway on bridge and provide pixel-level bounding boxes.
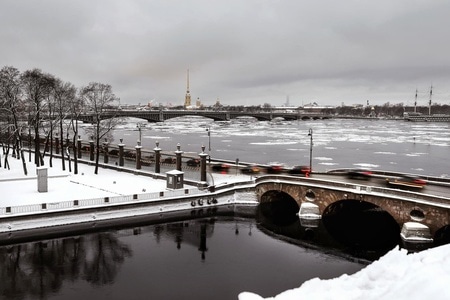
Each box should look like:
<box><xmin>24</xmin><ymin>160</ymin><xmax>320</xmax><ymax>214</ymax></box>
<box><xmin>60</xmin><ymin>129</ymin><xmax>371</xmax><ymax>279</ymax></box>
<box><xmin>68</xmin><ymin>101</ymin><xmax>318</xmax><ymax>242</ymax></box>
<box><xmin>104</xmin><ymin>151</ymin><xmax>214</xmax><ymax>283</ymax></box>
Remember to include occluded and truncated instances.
<box><xmin>295</xmin><ymin>173</ymin><xmax>450</xmax><ymax>199</ymax></box>
<box><xmin>215</xmin><ymin>163</ymin><xmax>450</xmax><ymax>199</ymax></box>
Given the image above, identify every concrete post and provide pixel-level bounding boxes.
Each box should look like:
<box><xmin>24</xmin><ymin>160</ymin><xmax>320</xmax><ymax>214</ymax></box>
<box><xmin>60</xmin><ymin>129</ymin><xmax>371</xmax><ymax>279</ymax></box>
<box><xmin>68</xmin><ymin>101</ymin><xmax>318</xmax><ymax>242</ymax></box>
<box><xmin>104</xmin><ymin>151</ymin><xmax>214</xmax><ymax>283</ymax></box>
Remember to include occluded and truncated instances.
<box><xmin>154</xmin><ymin>141</ymin><xmax>161</xmax><ymax>173</ymax></box>
<box><xmin>77</xmin><ymin>136</ymin><xmax>82</xmax><ymax>159</ymax></box>
<box><xmin>175</xmin><ymin>143</ymin><xmax>183</xmax><ymax>171</ymax></box>
<box><xmin>103</xmin><ymin>139</ymin><xmax>109</xmax><ymax>164</ymax></box>
<box><xmin>65</xmin><ymin>138</ymin><xmax>70</xmax><ymax>155</ymax></box>
<box><xmin>118</xmin><ymin>139</ymin><xmax>125</xmax><ymax>167</ymax></box>
<box><xmin>37</xmin><ymin>167</ymin><xmax>48</xmax><ymax>193</ymax></box>
<box><xmin>55</xmin><ymin>137</ymin><xmax>60</xmax><ymax>154</ymax></box>
<box><xmin>199</xmin><ymin>145</ymin><xmax>208</xmax><ymax>183</ymax></box>
<box><xmin>136</xmin><ymin>141</ymin><xmax>142</xmax><ymax>170</ymax></box>
<box><xmin>89</xmin><ymin>139</ymin><xmax>95</xmax><ymax>161</ymax></box>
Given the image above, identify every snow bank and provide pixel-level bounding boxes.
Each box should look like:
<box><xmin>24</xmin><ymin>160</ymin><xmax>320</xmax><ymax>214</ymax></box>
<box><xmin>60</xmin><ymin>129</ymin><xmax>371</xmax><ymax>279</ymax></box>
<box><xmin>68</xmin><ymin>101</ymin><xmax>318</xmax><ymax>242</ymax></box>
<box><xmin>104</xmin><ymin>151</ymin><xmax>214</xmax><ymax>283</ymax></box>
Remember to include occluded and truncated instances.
<box><xmin>239</xmin><ymin>243</ymin><xmax>450</xmax><ymax>300</ymax></box>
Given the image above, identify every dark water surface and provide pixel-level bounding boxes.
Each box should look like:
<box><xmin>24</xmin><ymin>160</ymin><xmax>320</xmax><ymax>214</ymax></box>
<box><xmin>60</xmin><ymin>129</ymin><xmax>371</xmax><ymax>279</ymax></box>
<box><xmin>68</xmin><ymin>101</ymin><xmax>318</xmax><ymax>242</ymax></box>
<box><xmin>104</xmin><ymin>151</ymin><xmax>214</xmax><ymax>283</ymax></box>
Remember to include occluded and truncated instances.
<box><xmin>0</xmin><ymin>213</ymin><xmax>367</xmax><ymax>300</ymax></box>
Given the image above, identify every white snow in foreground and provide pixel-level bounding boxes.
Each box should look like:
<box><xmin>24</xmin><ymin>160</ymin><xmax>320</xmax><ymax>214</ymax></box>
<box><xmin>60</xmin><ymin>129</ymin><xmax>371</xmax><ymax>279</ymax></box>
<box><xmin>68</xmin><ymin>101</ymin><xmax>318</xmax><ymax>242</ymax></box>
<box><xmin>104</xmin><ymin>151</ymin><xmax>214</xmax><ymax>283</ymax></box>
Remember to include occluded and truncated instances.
<box><xmin>239</xmin><ymin>243</ymin><xmax>450</xmax><ymax>300</ymax></box>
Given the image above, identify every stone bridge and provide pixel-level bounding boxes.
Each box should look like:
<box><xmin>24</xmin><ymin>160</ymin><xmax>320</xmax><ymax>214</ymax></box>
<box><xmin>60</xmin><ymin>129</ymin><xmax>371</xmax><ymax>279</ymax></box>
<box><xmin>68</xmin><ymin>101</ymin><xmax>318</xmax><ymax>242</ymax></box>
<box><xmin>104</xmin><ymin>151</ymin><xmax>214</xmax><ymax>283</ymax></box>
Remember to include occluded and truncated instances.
<box><xmin>255</xmin><ymin>175</ymin><xmax>450</xmax><ymax>241</ymax></box>
<box><xmin>77</xmin><ymin>110</ymin><xmax>333</xmax><ymax>123</ymax></box>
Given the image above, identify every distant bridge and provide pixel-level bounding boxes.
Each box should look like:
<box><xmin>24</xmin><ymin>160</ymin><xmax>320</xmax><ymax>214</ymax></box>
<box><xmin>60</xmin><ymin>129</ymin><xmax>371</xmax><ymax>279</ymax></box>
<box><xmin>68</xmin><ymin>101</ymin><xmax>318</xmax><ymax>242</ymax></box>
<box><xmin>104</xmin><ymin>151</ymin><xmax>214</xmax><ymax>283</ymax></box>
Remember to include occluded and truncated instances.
<box><xmin>77</xmin><ymin>110</ymin><xmax>333</xmax><ymax>123</ymax></box>
<box><xmin>255</xmin><ymin>175</ymin><xmax>450</xmax><ymax>242</ymax></box>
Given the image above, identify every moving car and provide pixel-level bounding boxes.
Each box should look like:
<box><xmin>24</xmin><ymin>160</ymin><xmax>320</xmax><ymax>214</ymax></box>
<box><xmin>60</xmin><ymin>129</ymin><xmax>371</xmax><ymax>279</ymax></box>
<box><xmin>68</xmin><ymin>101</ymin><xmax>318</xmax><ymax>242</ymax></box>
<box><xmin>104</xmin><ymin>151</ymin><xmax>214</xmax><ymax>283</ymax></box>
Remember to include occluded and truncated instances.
<box><xmin>386</xmin><ymin>175</ymin><xmax>427</xmax><ymax>189</ymax></box>
<box><xmin>211</xmin><ymin>163</ymin><xmax>230</xmax><ymax>173</ymax></box>
<box><xmin>241</xmin><ymin>165</ymin><xmax>261</xmax><ymax>174</ymax></box>
<box><xmin>186</xmin><ymin>158</ymin><xmax>200</xmax><ymax>167</ymax></box>
<box><xmin>347</xmin><ymin>169</ymin><xmax>372</xmax><ymax>180</ymax></box>
<box><xmin>287</xmin><ymin>165</ymin><xmax>311</xmax><ymax>175</ymax></box>
<box><xmin>162</xmin><ymin>157</ymin><xmax>176</xmax><ymax>164</ymax></box>
<box><xmin>265</xmin><ymin>164</ymin><xmax>284</xmax><ymax>174</ymax></box>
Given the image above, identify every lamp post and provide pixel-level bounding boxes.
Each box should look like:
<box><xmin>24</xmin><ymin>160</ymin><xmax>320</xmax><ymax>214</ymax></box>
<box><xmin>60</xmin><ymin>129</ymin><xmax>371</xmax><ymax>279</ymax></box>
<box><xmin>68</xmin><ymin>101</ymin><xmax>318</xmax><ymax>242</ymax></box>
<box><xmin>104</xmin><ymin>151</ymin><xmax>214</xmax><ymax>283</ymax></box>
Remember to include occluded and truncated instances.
<box><xmin>136</xmin><ymin>123</ymin><xmax>142</xmax><ymax>144</ymax></box>
<box><xmin>206</xmin><ymin>126</ymin><xmax>211</xmax><ymax>163</ymax></box>
<box><xmin>308</xmin><ymin>128</ymin><xmax>313</xmax><ymax>172</ymax></box>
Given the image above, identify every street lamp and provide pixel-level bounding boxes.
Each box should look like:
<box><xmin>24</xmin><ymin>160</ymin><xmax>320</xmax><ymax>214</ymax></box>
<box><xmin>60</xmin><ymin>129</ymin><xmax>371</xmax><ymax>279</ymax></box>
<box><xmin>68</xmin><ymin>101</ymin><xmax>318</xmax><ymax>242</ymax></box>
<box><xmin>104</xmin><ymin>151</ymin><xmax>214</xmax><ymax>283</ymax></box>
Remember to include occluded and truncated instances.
<box><xmin>136</xmin><ymin>123</ymin><xmax>142</xmax><ymax>144</ymax></box>
<box><xmin>308</xmin><ymin>128</ymin><xmax>313</xmax><ymax>172</ymax></box>
<box><xmin>206</xmin><ymin>126</ymin><xmax>211</xmax><ymax>163</ymax></box>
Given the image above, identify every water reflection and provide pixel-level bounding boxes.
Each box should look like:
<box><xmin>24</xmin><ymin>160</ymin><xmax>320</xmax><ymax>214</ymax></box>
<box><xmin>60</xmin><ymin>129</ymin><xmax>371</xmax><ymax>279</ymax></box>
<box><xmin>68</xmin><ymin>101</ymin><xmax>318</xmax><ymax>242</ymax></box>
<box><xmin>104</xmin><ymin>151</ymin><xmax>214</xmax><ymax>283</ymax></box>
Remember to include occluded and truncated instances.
<box><xmin>0</xmin><ymin>233</ymin><xmax>131</xmax><ymax>299</ymax></box>
<box><xmin>1</xmin><ymin>206</ymin><xmax>447</xmax><ymax>300</ymax></box>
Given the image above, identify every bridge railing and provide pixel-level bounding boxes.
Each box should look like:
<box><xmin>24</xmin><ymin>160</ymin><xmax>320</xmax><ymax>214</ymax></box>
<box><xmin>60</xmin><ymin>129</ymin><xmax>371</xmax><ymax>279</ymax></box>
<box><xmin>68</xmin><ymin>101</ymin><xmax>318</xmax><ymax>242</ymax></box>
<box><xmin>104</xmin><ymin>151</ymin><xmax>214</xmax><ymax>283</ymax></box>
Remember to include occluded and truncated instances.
<box><xmin>325</xmin><ymin>168</ymin><xmax>450</xmax><ymax>186</ymax></box>
<box><xmin>0</xmin><ymin>187</ymin><xmax>209</xmax><ymax>218</ymax></box>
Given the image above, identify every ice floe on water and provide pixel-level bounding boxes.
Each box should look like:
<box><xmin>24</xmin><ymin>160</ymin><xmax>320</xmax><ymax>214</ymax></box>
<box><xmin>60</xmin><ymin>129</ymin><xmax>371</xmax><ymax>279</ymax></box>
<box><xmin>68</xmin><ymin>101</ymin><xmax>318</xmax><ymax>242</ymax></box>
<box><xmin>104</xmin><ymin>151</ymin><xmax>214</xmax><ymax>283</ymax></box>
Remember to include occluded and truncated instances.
<box><xmin>251</xmin><ymin>140</ymin><xmax>298</xmax><ymax>145</ymax></box>
<box><xmin>353</xmin><ymin>163</ymin><xmax>380</xmax><ymax>168</ymax></box>
<box><xmin>143</xmin><ymin>135</ymin><xmax>171</xmax><ymax>140</ymax></box>
<box><xmin>405</xmin><ymin>152</ymin><xmax>427</xmax><ymax>157</ymax></box>
<box><xmin>286</xmin><ymin>148</ymin><xmax>307</xmax><ymax>152</ymax></box>
<box><xmin>319</xmin><ymin>162</ymin><xmax>338</xmax><ymax>166</ymax></box>
<box><xmin>314</xmin><ymin>157</ymin><xmax>333</xmax><ymax>161</ymax></box>
<box><xmin>374</xmin><ymin>151</ymin><xmax>396</xmax><ymax>155</ymax></box>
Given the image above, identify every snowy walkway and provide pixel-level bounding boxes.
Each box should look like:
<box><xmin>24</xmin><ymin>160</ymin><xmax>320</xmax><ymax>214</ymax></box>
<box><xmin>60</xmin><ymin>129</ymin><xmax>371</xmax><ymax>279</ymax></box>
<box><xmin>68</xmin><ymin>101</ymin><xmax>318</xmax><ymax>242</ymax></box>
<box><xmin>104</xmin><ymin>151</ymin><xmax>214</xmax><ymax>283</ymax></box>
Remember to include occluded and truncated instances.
<box><xmin>0</xmin><ymin>156</ymin><xmax>252</xmax><ymax>207</ymax></box>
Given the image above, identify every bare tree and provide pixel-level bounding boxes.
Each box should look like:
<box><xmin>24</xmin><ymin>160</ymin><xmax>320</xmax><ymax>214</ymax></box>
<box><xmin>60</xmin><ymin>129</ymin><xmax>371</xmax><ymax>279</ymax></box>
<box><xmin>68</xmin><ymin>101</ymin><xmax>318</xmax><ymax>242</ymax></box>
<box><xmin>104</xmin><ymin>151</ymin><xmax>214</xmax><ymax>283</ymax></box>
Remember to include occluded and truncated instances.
<box><xmin>0</xmin><ymin>66</ymin><xmax>27</xmax><ymax>174</ymax></box>
<box><xmin>53</xmin><ymin>79</ymin><xmax>76</xmax><ymax>171</ymax></box>
<box><xmin>79</xmin><ymin>82</ymin><xmax>120</xmax><ymax>174</ymax></box>
<box><xmin>68</xmin><ymin>92</ymin><xmax>83</xmax><ymax>174</ymax></box>
<box><xmin>21</xmin><ymin>69</ymin><xmax>54</xmax><ymax>166</ymax></box>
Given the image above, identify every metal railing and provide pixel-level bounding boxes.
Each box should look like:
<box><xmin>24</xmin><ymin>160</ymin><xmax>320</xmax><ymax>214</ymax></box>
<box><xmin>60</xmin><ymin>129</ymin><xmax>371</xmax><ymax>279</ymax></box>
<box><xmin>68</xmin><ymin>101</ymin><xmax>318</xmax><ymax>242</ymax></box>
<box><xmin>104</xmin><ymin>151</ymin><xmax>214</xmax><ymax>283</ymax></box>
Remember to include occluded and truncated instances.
<box><xmin>0</xmin><ymin>188</ymin><xmax>208</xmax><ymax>217</ymax></box>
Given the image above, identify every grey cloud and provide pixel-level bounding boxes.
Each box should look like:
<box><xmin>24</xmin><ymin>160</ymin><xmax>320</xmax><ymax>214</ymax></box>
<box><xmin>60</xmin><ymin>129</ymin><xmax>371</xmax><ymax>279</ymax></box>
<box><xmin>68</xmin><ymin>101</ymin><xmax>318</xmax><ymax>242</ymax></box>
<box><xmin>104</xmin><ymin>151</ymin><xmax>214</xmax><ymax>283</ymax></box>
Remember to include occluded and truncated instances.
<box><xmin>1</xmin><ymin>0</ymin><xmax>449</xmax><ymax>106</ymax></box>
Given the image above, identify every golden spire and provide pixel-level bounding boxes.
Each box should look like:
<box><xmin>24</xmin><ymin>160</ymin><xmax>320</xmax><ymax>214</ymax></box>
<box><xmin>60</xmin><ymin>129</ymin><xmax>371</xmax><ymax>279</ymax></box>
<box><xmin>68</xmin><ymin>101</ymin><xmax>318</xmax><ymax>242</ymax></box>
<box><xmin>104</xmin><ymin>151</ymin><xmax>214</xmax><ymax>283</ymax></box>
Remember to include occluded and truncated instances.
<box><xmin>184</xmin><ymin>69</ymin><xmax>191</xmax><ymax>108</ymax></box>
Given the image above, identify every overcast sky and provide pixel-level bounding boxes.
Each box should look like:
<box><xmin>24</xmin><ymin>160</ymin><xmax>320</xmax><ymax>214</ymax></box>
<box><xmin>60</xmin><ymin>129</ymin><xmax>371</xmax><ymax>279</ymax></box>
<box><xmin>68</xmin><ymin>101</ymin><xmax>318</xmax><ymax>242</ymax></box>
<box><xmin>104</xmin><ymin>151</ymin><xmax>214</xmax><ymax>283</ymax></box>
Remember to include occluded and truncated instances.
<box><xmin>1</xmin><ymin>0</ymin><xmax>450</xmax><ymax>107</ymax></box>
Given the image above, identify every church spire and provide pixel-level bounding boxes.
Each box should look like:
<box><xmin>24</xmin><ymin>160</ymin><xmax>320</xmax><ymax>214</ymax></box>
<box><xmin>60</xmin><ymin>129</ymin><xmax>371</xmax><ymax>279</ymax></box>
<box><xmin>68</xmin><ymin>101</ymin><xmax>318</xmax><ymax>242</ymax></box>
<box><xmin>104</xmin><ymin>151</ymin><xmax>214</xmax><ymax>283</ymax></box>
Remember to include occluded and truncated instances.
<box><xmin>184</xmin><ymin>69</ymin><xmax>191</xmax><ymax>108</ymax></box>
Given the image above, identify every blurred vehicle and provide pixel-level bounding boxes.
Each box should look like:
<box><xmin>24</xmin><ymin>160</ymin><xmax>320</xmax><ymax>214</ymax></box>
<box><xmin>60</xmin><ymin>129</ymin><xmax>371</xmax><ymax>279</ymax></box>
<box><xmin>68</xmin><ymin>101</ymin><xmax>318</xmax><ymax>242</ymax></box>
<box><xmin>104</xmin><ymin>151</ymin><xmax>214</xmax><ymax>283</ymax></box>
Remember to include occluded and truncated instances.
<box><xmin>211</xmin><ymin>163</ymin><xmax>230</xmax><ymax>173</ymax></box>
<box><xmin>347</xmin><ymin>169</ymin><xmax>372</xmax><ymax>180</ymax></box>
<box><xmin>108</xmin><ymin>149</ymin><xmax>119</xmax><ymax>156</ymax></box>
<box><xmin>186</xmin><ymin>158</ymin><xmax>200</xmax><ymax>167</ymax></box>
<box><xmin>241</xmin><ymin>165</ymin><xmax>261</xmax><ymax>174</ymax></box>
<box><xmin>287</xmin><ymin>165</ymin><xmax>311</xmax><ymax>175</ymax></box>
<box><xmin>162</xmin><ymin>157</ymin><xmax>176</xmax><ymax>164</ymax></box>
<box><xmin>386</xmin><ymin>175</ymin><xmax>427</xmax><ymax>189</ymax></box>
<box><xmin>266</xmin><ymin>164</ymin><xmax>284</xmax><ymax>174</ymax></box>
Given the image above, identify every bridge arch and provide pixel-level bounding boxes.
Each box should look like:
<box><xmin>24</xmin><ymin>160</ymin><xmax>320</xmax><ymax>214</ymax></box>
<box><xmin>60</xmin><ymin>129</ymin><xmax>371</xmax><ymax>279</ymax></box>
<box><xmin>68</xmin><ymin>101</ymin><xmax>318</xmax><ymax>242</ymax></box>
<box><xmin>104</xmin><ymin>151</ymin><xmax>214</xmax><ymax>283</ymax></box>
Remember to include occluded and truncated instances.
<box><xmin>322</xmin><ymin>199</ymin><xmax>400</xmax><ymax>249</ymax></box>
<box><xmin>259</xmin><ymin>190</ymin><xmax>299</xmax><ymax>226</ymax></box>
<box><xmin>255</xmin><ymin>178</ymin><xmax>450</xmax><ymax>239</ymax></box>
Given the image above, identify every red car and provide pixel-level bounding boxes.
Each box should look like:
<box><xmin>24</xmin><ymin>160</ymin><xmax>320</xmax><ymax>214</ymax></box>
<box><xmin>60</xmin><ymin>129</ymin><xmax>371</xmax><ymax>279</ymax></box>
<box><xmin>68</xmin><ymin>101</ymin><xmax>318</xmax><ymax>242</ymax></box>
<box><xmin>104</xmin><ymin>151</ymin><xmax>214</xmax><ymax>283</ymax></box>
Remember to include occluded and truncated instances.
<box><xmin>387</xmin><ymin>175</ymin><xmax>427</xmax><ymax>189</ymax></box>
<box><xmin>211</xmin><ymin>163</ymin><xmax>230</xmax><ymax>173</ymax></box>
<box><xmin>287</xmin><ymin>165</ymin><xmax>311</xmax><ymax>175</ymax></box>
<box><xmin>266</xmin><ymin>164</ymin><xmax>284</xmax><ymax>174</ymax></box>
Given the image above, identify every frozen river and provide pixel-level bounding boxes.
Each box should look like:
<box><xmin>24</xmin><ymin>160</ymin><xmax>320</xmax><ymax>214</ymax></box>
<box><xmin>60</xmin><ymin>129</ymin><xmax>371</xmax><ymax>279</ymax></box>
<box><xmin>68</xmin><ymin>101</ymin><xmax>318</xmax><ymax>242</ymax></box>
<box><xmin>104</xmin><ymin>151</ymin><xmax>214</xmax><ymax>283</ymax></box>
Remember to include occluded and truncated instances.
<box><xmin>102</xmin><ymin>117</ymin><xmax>450</xmax><ymax>177</ymax></box>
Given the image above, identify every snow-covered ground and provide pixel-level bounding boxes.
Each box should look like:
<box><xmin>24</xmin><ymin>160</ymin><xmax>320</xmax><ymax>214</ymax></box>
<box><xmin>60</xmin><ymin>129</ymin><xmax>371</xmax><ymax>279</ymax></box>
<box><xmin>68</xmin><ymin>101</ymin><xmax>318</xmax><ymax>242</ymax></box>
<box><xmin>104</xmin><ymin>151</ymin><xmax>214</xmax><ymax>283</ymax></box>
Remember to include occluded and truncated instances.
<box><xmin>2</xmin><ymin>155</ymin><xmax>450</xmax><ymax>300</ymax></box>
<box><xmin>0</xmin><ymin>155</ymin><xmax>249</xmax><ymax>206</ymax></box>
<box><xmin>239</xmin><ymin>241</ymin><xmax>450</xmax><ymax>300</ymax></box>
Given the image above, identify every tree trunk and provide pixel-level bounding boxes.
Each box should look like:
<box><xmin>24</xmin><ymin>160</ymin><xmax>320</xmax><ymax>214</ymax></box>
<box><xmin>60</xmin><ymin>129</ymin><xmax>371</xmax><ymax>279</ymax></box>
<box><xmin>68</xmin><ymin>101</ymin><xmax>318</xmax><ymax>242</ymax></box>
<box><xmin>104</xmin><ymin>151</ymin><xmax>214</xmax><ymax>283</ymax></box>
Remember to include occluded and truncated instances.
<box><xmin>60</xmin><ymin>121</ymin><xmax>65</xmax><ymax>171</ymax></box>
<box><xmin>20</xmin><ymin>149</ymin><xmax>28</xmax><ymax>175</ymax></box>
